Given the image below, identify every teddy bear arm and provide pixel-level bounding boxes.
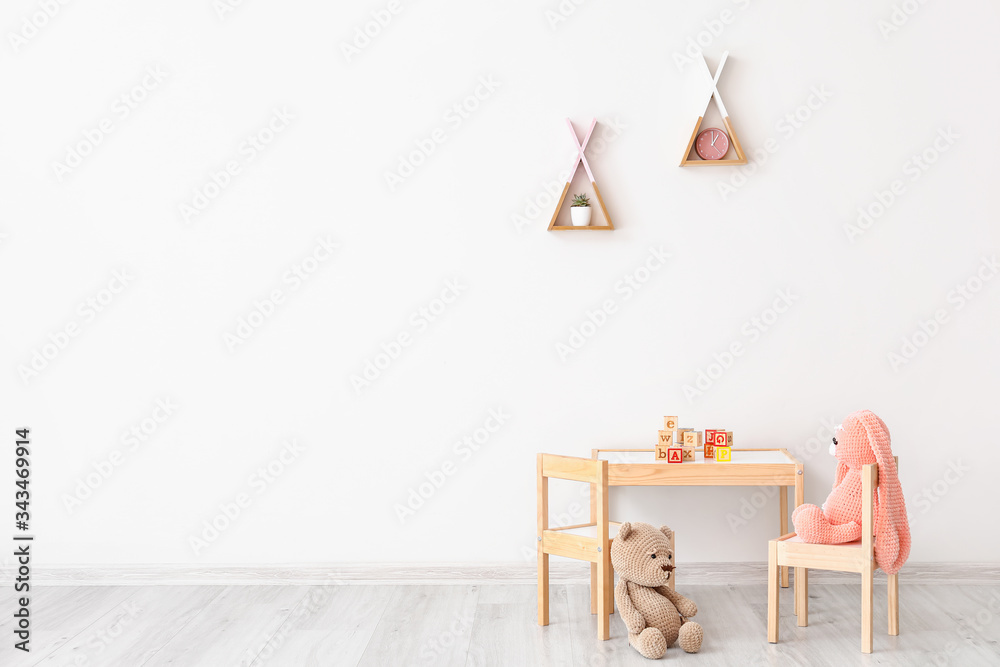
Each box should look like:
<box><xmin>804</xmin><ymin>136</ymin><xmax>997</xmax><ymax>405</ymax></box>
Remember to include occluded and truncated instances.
<box><xmin>656</xmin><ymin>586</ymin><xmax>697</xmax><ymax>618</ymax></box>
<box><xmin>615</xmin><ymin>579</ymin><xmax>646</xmax><ymax>634</ymax></box>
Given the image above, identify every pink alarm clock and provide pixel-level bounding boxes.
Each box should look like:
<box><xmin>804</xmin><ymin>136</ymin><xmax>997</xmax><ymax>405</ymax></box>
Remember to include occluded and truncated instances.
<box><xmin>695</xmin><ymin>128</ymin><xmax>730</xmax><ymax>160</ymax></box>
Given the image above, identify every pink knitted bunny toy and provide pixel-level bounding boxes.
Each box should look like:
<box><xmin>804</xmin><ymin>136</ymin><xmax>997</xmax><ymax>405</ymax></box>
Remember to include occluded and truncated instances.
<box><xmin>791</xmin><ymin>409</ymin><xmax>911</xmax><ymax>574</ymax></box>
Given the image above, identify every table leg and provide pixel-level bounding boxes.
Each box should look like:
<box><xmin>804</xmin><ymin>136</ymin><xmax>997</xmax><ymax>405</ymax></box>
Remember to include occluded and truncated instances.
<box><xmin>779</xmin><ymin>486</ymin><xmax>789</xmax><ymax>588</ymax></box>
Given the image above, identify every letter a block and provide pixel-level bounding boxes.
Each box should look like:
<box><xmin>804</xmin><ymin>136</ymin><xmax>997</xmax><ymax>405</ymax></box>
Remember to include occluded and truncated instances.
<box><xmin>667</xmin><ymin>447</ymin><xmax>684</xmax><ymax>464</ymax></box>
<box><xmin>663</xmin><ymin>416</ymin><xmax>679</xmax><ymax>430</ymax></box>
<box><xmin>715</xmin><ymin>446</ymin><xmax>731</xmax><ymax>462</ymax></box>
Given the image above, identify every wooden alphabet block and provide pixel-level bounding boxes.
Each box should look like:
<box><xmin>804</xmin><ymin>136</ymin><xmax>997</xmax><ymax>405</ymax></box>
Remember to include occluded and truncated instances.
<box><xmin>681</xmin><ymin>446</ymin><xmax>696</xmax><ymax>461</ymax></box>
<box><xmin>663</xmin><ymin>416</ymin><xmax>679</xmax><ymax>430</ymax></box>
<box><xmin>682</xmin><ymin>431</ymin><xmax>703</xmax><ymax>448</ymax></box>
<box><xmin>655</xmin><ymin>445</ymin><xmax>670</xmax><ymax>461</ymax></box>
<box><xmin>714</xmin><ymin>446</ymin><xmax>731</xmax><ymax>462</ymax></box>
<box><xmin>657</xmin><ymin>430</ymin><xmax>674</xmax><ymax>447</ymax></box>
<box><xmin>674</xmin><ymin>428</ymin><xmax>693</xmax><ymax>445</ymax></box>
<box><xmin>667</xmin><ymin>447</ymin><xmax>684</xmax><ymax>464</ymax></box>
<box><xmin>704</xmin><ymin>429</ymin><xmax>718</xmax><ymax>458</ymax></box>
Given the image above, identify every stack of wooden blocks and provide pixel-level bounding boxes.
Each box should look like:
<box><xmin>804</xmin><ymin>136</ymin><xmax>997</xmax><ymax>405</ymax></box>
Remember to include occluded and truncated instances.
<box><xmin>655</xmin><ymin>416</ymin><xmax>734</xmax><ymax>463</ymax></box>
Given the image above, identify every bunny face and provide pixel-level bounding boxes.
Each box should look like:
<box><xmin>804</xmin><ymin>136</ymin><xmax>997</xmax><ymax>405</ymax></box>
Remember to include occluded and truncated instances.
<box><xmin>832</xmin><ymin>412</ymin><xmax>878</xmax><ymax>468</ymax></box>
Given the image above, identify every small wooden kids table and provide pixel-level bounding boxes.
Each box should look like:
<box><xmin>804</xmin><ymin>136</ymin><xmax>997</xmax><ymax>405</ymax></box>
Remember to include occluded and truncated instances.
<box><xmin>591</xmin><ymin>447</ymin><xmax>804</xmax><ymax>591</ymax></box>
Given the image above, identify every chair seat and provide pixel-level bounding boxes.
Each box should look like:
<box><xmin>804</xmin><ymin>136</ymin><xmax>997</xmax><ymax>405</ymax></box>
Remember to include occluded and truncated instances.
<box><xmin>784</xmin><ymin>534</ymin><xmax>862</xmax><ymax>548</ymax></box>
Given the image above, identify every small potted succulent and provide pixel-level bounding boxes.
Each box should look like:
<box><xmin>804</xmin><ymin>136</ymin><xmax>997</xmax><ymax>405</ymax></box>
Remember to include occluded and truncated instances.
<box><xmin>570</xmin><ymin>193</ymin><xmax>591</xmax><ymax>226</ymax></box>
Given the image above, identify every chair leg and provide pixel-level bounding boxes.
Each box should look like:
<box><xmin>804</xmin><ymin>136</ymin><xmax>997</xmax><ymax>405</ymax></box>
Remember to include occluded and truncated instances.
<box><xmin>590</xmin><ymin>563</ymin><xmax>597</xmax><ymax>614</ymax></box>
<box><xmin>597</xmin><ymin>553</ymin><xmax>610</xmax><ymax>640</ymax></box>
<box><xmin>780</xmin><ymin>487</ymin><xmax>789</xmax><ymax>588</ymax></box>
<box><xmin>795</xmin><ymin>567</ymin><xmax>808</xmax><ymax>627</ymax></box>
<box><xmin>861</xmin><ymin>565</ymin><xmax>873</xmax><ymax>653</ymax></box>
<box><xmin>888</xmin><ymin>572</ymin><xmax>899</xmax><ymax>636</ymax></box>
<box><xmin>767</xmin><ymin>540</ymin><xmax>779</xmax><ymax>643</ymax></box>
<box><xmin>605</xmin><ymin>560</ymin><xmax>615</xmax><ymax>615</ymax></box>
<box><xmin>538</xmin><ymin>551</ymin><xmax>549</xmax><ymax>626</ymax></box>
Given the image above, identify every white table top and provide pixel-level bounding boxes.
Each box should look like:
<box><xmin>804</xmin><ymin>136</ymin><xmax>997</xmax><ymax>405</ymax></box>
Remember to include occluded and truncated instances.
<box><xmin>595</xmin><ymin>449</ymin><xmax>796</xmax><ymax>466</ymax></box>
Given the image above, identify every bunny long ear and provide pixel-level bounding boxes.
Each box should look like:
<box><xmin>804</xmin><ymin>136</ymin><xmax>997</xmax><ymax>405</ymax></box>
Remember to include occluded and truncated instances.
<box><xmin>858</xmin><ymin>410</ymin><xmax>911</xmax><ymax>574</ymax></box>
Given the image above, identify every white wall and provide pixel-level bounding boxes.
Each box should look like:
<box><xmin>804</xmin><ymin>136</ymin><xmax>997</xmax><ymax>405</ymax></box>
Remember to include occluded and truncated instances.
<box><xmin>3</xmin><ymin>0</ymin><xmax>999</xmax><ymax>567</ymax></box>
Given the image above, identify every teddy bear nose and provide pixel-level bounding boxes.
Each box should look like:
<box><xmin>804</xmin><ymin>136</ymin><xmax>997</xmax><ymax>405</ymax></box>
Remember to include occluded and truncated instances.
<box><xmin>661</xmin><ymin>564</ymin><xmax>674</xmax><ymax>572</ymax></box>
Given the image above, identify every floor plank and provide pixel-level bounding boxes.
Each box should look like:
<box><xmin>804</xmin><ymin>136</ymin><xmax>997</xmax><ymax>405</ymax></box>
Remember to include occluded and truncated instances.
<box><xmin>0</xmin><ymin>581</ymin><xmax>997</xmax><ymax>666</ymax></box>
<box><xmin>141</xmin><ymin>585</ymin><xmax>309</xmax><ymax>666</ymax></box>
<box><xmin>0</xmin><ymin>586</ymin><xmax>137</xmax><ymax>666</ymax></box>
<box><xmin>357</xmin><ymin>585</ymin><xmax>480</xmax><ymax>667</ymax></box>
<box><xmin>248</xmin><ymin>585</ymin><xmax>393</xmax><ymax>667</ymax></box>
<box><xmin>466</xmin><ymin>584</ymin><xmax>574</xmax><ymax>667</ymax></box>
<box><xmin>36</xmin><ymin>586</ymin><xmax>224</xmax><ymax>667</ymax></box>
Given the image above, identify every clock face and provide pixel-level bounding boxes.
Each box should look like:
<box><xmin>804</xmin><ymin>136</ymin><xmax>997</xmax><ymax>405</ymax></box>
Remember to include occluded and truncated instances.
<box><xmin>695</xmin><ymin>128</ymin><xmax>730</xmax><ymax>160</ymax></box>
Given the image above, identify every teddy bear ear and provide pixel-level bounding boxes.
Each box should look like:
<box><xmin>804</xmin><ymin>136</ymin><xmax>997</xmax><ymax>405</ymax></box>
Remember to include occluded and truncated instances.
<box><xmin>618</xmin><ymin>522</ymin><xmax>632</xmax><ymax>540</ymax></box>
<box><xmin>659</xmin><ymin>525</ymin><xmax>674</xmax><ymax>543</ymax></box>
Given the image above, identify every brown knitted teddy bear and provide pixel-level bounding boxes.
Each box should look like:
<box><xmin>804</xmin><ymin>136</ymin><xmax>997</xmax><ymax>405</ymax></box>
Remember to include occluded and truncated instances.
<box><xmin>611</xmin><ymin>522</ymin><xmax>704</xmax><ymax>659</ymax></box>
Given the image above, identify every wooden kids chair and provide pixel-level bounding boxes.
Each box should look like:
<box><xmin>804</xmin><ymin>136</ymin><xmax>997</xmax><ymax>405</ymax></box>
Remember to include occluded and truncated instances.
<box><xmin>767</xmin><ymin>459</ymin><xmax>900</xmax><ymax>653</ymax></box>
<box><xmin>537</xmin><ymin>453</ymin><xmax>620</xmax><ymax>640</ymax></box>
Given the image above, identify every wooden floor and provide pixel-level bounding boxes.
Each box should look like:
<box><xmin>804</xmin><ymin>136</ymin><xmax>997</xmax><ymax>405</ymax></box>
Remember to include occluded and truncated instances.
<box><xmin>3</xmin><ymin>582</ymin><xmax>999</xmax><ymax>666</ymax></box>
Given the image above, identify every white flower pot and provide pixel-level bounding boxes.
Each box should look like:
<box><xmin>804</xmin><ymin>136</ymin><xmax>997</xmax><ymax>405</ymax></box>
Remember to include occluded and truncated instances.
<box><xmin>571</xmin><ymin>207</ymin><xmax>592</xmax><ymax>226</ymax></box>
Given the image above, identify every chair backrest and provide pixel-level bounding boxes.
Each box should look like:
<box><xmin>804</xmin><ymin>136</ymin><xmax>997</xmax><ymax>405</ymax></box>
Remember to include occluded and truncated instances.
<box><xmin>537</xmin><ymin>454</ymin><xmax>609</xmax><ymax>536</ymax></box>
<box><xmin>539</xmin><ymin>453</ymin><xmax>606</xmax><ymax>484</ymax></box>
<box><xmin>860</xmin><ymin>456</ymin><xmax>899</xmax><ymax>556</ymax></box>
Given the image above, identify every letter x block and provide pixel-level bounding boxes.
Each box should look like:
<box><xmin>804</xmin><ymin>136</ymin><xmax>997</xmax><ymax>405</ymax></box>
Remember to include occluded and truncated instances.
<box><xmin>667</xmin><ymin>447</ymin><xmax>684</xmax><ymax>464</ymax></box>
<box><xmin>682</xmin><ymin>431</ymin><xmax>702</xmax><ymax>461</ymax></box>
